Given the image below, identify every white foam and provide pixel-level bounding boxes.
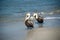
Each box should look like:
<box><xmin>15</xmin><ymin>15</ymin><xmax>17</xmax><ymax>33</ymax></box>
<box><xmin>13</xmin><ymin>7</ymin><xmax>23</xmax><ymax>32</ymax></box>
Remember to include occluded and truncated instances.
<box><xmin>44</xmin><ymin>17</ymin><xmax>60</xmax><ymax>19</ymax></box>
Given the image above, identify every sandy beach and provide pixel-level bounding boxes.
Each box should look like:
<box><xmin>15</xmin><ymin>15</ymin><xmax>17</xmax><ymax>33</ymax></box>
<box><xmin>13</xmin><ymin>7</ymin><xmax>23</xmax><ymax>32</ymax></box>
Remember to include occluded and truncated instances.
<box><xmin>26</xmin><ymin>28</ymin><xmax>60</xmax><ymax>40</ymax></box>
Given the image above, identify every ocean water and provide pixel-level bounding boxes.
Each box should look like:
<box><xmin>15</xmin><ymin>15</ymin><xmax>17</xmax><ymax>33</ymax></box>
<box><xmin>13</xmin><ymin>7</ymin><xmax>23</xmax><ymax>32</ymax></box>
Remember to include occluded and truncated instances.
<box><xmin>0</xmin><ymin>0</ymin><xmax>60</xmax><ymax>16</ymax></box>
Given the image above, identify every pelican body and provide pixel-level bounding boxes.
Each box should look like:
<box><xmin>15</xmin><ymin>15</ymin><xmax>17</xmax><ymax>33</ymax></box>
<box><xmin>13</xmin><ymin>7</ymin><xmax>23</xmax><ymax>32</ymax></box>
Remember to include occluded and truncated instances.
<box><xmin>25</xmin><ymin>13</ymin><xmax>34</xmax><ymax>28</ymax></box>
<box><xmin>25</xmin><ymin>19</ymin><xmax>33</xmax><ymax>28</ymax></box>
<box><xmin>36</xmin><ymin>16</ymin><xmax>43</xmax><ymax>23</ymax></box>
<box><xmin>33</xmin><ymin>13</ymin><xmax>43</xmax><ymax>23</ymax></box>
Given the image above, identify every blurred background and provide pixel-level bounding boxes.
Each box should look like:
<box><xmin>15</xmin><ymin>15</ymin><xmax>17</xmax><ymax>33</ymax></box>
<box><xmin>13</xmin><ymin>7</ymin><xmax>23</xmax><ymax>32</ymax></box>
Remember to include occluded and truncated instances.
<box><xmin>0</xmin><ymin>0</ymin><xmax>60</xmax><ymax>40</ymax></box>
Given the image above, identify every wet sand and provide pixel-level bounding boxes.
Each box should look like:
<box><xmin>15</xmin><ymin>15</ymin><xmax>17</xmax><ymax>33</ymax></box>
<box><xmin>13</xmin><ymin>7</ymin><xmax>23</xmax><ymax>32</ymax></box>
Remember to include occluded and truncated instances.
<box><xmin>26</xmin><ymin>28</ymin><xmax>60</xmax><ymax>40</ymax></box>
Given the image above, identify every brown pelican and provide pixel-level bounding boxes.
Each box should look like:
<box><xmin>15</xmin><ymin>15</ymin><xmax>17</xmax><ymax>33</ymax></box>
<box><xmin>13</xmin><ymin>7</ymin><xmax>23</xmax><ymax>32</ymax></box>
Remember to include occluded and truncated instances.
<box><xmin>25</xmin><ymin>13</ymin><xmax>34</xmax><ymax>28</ymax></box>
<box><xmin>33</xmin><ymin>13</ymin><xmax>43</xmax><ymax>23</ymax></box>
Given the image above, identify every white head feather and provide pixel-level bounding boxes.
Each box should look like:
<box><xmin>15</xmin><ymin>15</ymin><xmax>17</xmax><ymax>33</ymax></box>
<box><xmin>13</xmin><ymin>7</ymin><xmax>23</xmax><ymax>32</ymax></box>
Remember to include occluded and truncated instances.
<box><xmin>26</xmin><ymin>13</ymin><xmax>30</xmax><ymax>17</ymax></box>
<box><xmin>33</xmin><ymin>13</ymin><xmax>38</xmax><ymax>19</ymax></box>
<box><xmin>25</xmin><ymin>13</ymin><xmax>31</xmax><ymax>21</ymax></box>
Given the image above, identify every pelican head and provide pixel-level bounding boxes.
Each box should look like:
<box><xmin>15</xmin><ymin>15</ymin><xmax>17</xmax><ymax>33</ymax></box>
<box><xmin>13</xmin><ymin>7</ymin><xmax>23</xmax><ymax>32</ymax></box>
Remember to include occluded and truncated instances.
<box><xmin>25</xmin><ymin>13</ymin><xmax>31</xmax><ymax>21</ymax></box>
<box><xmin>26</xmin><ymin>13</ymin><xmax>30</xmax><ymax>18</ymax></box>
<box><xmin>33</xmin><ymin>13</ymin><xmax>38</xmax><ymax>19</ymax></box>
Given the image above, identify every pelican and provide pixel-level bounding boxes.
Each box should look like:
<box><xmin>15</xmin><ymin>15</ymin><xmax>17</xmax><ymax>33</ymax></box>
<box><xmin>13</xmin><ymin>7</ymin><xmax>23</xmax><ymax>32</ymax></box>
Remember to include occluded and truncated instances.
<box><xmin>25</xmin><ymin>13</ymin><xmax>34</xmax><ymax>28</ymax></box>
<box><xmin>33</xmin><ymin>13</ymin><xmax>43</xmax><ymax>23</ymax></box>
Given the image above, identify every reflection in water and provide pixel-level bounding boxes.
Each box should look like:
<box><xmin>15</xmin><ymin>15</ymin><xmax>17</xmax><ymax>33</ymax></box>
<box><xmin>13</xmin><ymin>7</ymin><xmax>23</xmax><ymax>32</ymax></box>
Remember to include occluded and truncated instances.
<box><xmin>38</xmin><ymin>23</ymin><xmax>43</xmax><ymax>28</ymax></box>
<box><xmin>35</xmin><ymin>21</ymin><xmax>43</xmax><ymax>28</ymax></box>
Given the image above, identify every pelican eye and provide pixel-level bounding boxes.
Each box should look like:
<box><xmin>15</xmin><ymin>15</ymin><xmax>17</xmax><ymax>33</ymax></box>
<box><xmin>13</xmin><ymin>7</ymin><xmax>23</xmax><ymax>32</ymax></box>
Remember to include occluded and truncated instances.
<box><xmin>27</xmin><ymin>15</ymin><xmax>28</xmax><ymax>17</ymax></box>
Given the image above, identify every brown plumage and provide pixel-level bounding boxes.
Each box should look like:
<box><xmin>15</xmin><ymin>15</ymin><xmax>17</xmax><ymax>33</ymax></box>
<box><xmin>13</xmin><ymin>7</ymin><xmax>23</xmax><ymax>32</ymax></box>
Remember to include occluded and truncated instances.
<box><xmin>36</xmin><ymin>16</ymin><xmax>43</xmax><ymax>23</ymax></box>
<box><xmin>25</xmin><ymin>19</ymin><xmax>34</xmax><ymax>28</ymax></box>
